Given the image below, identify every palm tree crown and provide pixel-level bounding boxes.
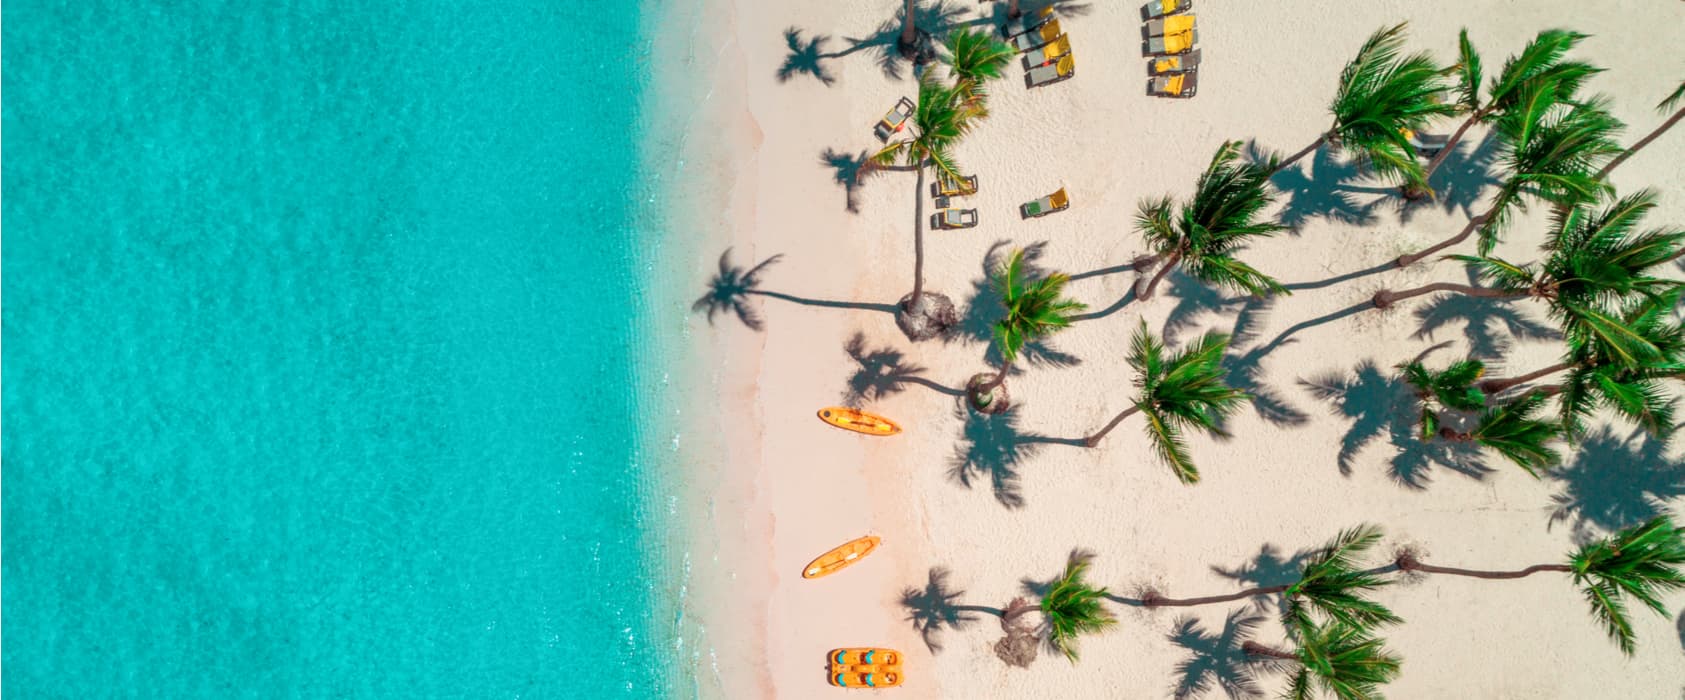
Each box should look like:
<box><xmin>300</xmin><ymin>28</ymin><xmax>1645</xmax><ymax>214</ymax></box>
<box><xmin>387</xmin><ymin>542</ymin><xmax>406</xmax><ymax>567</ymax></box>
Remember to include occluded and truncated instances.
<box><xmin>992</xmin><ymin>252</ymin><xmax>1084</xmax><ymax>369</ymax></box>
<box><xmin>1474</xmin><ymin>84</ymin><xmax>1624</xmax><ymax>253</ymax></box>
<box><xmin>1320</xmin><ymin>22</ymin><xmax>1459</xmax><ymax>188</ymax></box>
<box><xmin>1276</xmin><ymin>620</ymin><xmax>1403</xmax><ymax>700</ymax></box>
<box><xmin>1557</xmin><ymin>293</ymin><xmax>1685</xmax><ymax>440</ymax></box>
<box><xmin>1040</xmin><ymin>550</ymin><xmax>1117</xmax><ymax>662</ymax></box>
<box><xmin>1400</xmin><ymin>356</ymin><xmax>1487</xmax><ymax>439</ymax></box>
<box><xmin>1283</xmin><ymin>525</ymin><xmax>1402</xmax><ymax>634</ymax></box>
<box><xmin>873</xmin><ymin>73</ymin><xmax>975</xmax><ymax>182</ymax></box>
<box><xmin>1569</xmin><ymin>516</ymin><xmax>1685</xmax><ymax>655</ymax></box>
<box><xmin>1085</xmin><ymin>321</ymin><xmax>1248</xmax><ymax>482</ymax></box>
<box><xmin>1137</xmin><ymin>140</ymin><xmax>1288</xmax><ymax>299</ymax></box>
<box><xmin>942</xmin><ymin>28</ymin><xmax>1014</xmax><ymax>107</ymax></box>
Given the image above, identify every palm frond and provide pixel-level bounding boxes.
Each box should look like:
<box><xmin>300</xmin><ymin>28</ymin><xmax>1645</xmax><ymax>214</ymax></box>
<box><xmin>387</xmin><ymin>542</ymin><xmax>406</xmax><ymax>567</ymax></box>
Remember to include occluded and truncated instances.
<box><xmin>1489</xmin><ymin>29</ymin><xmax>1598</xmax><ymax>111</ymax></box>
<box><xmin>1569</xmin><ymin>517</ymin><xmax>1685</xmax><ymax>655</ymax></box>
<box><xmin>1470</xmin><ymin>391</ymin><xmax>1562</xmax><ymax>474</ymax></box>
<box><xmin>1041</xmin><ymin>550</ymin><xmax>1118</xmax><ymax>662</ymax></box>
<box><xmin>1659</xmin><ymin>79</ymin><xmax>1685</xmax><ymax>113</ymax></box>
<box><xmin>1284</xmin><ymin>524</ymin><xmax>1401</xmax><ymax>633</ymax></box>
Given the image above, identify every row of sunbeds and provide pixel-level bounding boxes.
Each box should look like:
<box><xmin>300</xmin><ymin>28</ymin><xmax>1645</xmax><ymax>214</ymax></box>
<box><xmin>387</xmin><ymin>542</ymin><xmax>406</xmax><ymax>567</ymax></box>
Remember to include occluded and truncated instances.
<box><xmin>1142</xmin><ymin>0</ymin><xmax>1198</xmax><ymax>98</ymax></box>
<box><xmin>1005</xmin><ymin>7</ymin><xmax>1075</xmax><ymax>89</ymax></box>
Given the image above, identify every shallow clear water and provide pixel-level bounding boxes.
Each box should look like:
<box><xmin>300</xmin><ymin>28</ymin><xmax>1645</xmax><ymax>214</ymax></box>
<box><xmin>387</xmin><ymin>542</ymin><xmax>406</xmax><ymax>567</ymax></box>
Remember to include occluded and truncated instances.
<box><xmin>3</xmin><ymin>1</ymin><xmax>683</xmax><ymax>695</ymax></box>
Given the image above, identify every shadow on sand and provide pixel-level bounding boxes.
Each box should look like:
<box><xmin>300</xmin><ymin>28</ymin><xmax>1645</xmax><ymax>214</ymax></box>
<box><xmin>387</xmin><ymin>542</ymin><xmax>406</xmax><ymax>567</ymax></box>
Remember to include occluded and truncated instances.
<box><xmin>1547</xmin><ymin>427</ymin><xmax>1685</xmax><ymax>541</ymax></box>
<box><xmin>843</xmin><ymin>331</ymin><xmax>964</xmax><ymax>402</ymax></box>
<box><xmin>950</xmin><ymin>404</ymin><xmax>1083</xmax><ymax>509</ymax></box>
<box><xmin>956</xmin><ymin>241</ymin><xmax>1083</xmax><ymax>370</ymax></box>
<box><xmin>900</xmin><ymin>566</ymin><xmax>1003</xmax><ymax>653</ymax></box>
<box><xmin>1168</xmin><ymin>609</ymin><xmax>1266</xmax><ymax>700</ymax></box>
<box><xmin>1299</xmin><ymin>359</ymin><xmax>1494</xmax><ymax>489</ymax></box>
<box><xmin>1411</xmin><ymin>269</ymin><xmax>1557</xmax><ymax>361</ymax></box>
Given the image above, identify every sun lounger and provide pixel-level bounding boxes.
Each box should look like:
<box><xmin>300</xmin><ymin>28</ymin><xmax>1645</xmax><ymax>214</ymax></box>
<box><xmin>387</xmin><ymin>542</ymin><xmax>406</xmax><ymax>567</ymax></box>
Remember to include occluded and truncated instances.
<box><xmin>1405</xmin><ymin>129</ymin><xmax>1450</xmax><ymax>159</ymax></box>
<box><xmin>931</xmin><ymin>208</ymin><xmax>979</xmax><ymax>230</ymax></box>
<box><xmin>1025</xmin><ymin>54</ymin><xmax>1075</xmax><ymax>88</ymax></box>
<box><xmin>931</xmin><ymin>171</ymin><xmax>978</xmax><ymax>197</ymax></box>
<box><xmin>1149</xmin><ymin>71</ymin><xmax>1198</xmax><ymax>98</ymax></box>
<box><xmin>1020</xmin><ymin>187</ymin><xmax>1069</xmax><ymax>218</ymax></box>
<box><xmin>1142</xmin><ymin>0</ymin><xmax>1192</xmax><ymax>19</ymax></box>
<box><xmin>1150</xmin><ymin>49</ymin><xmax>1201</xmax><ymax>75</ymax></box>
<box><xmin>1009</xmin><ymin>18</ymin><xmax>1061</xmax><ymax>53</ymax></box>
<box><xmin>1022</xmin><ymin>35</ymin><xmax>1072</xmax><ymax>69</ymax></box>
<box><xmin>1145</xmin><ymin>14</ymin><xmax>1196</xmax><ymax>37</ymax></box>
<box><xmin>873</xmin><ymin>97</ymin><xmax>916</xmax><ymax>142</ymax></box>
<box><xmin>1002</xmin><ymin>6</ymin><xmax>1056</xmax><ymax>38</ymax></box>
<box><xmin>1145</xmin><ymin>28</ymin><xmax>1198</xmax><ymax>55</ymax></box>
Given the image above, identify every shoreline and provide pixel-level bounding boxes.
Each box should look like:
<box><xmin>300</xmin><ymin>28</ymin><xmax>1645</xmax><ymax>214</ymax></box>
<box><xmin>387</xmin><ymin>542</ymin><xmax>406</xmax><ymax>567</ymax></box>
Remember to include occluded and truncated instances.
<box><xmin>657</xmin><ymin>1</ymin><xmax>1685</xmax><ymax>698</ymax></box>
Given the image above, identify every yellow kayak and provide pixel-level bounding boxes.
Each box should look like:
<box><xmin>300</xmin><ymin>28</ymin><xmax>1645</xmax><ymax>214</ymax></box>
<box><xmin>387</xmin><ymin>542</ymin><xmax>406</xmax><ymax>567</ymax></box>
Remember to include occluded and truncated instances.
<box><xmin>803</xmin><ymin>535</ymin><xmax>881</xmax><ymax>579</ymax></box>
<box><xmin>817</xmin><ymin>407</ymin><xmax>902</xmax><ymax>436</ymax></box>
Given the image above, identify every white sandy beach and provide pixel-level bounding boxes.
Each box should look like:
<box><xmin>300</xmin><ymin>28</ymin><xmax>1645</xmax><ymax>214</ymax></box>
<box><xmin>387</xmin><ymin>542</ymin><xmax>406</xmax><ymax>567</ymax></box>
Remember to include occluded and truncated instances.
<box><xmin>655</xmin><ymin>1</ymin><xmax>1685</xmax><ymax>697</ymax></box>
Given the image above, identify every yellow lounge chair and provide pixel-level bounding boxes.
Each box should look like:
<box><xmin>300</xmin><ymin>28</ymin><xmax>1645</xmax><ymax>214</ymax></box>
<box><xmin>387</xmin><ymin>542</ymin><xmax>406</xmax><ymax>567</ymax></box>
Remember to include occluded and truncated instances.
<box><xmin>1145</xmin><ymin>28</ymin><xmax>1197</xmax><ymax>55</ymax></box>
<box><xmin>1009</xmin><ymin>18</ymin><xmax>1061</xmax><ymax>53</ymax></box>
<box><xmin>1149</xmin><ymin>71</ymin><xmax>1197</xmax><ymax>98</ymax></box>
<box><xmin>1142</xmin><ymin>0</ymin><xmax>1191</xmax><ymax>19</ymax></box>
<box><xmin>873</xmin><ymin>97</ymin><xmax>915</xmax><ymax>142</ymax></box>
<box><xmin>1025</xmin><ymin>54</ymin><xmax>1075</xmax><ymax>88</ymax></box>
<box><xmin>931</xmin><ymin>171</ymin><xmax>978</xmax><ymax>197</ymax></box>
<box><xmin>1023</xmin><ymin>35</ymin><xmax>1072</xmax><ymax>69</ymax></box>
<box><xmin>1145</xmin><ymin>14</ymin><xmax>1195</xmax><ymax>37</ymax></box>
<box><xmin>1150</xmin><ymin>49</ymin><xmax>1201</xmax><ymax>75</ymax></box>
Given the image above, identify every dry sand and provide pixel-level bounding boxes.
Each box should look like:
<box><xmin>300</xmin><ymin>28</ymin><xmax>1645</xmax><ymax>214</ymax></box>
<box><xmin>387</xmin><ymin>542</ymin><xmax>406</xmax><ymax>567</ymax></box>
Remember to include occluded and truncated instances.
<box><xmin>656</xmin><ymin>1</ymin><xmax>1685</xmax><ymax>697</ymax></box>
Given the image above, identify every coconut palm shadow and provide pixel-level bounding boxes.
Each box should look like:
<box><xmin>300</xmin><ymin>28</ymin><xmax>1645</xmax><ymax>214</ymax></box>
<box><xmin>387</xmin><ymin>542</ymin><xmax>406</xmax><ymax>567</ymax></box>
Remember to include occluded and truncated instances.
<box><xmin>1412</xmin><ymin>269</ymin><xmax>1558</xmax><ymax>360</ymax></box>
<box><xmin>950</xmin><ymin>404</ymin><xmax>1082</xmax><ymax>509</ymax></box>
<box><xmin>777</xmin><ymin>28</ymin><xmax>840</xmax><ymax>85</ymax></box>
<box><xmin>843</xmin><ymin>1</ymin><xmax>979</xmax><ymax>81</ymax></box>
<box><xmin>694</xmin><ymin>249</ymin><xmax>899</xmax><ymax>331</ymax></box>
<box><xmin>1168</xmin><ymin>609</ymin><xmax>1266</xmax><ymax>700</ymax></box>
<box><xmin>1547</xmin><ymin>427</ymin><xmax>1685</xmax><ymax>541</ymax></box>
<box><xmin>820</xmin><ymin>147</ymin><xmax>872</xmax><ymax>213</ymax></box>
<box><xmin>1211</xmin><ymin>544</ymin><xmax>1312</xmax><ymax>613</ymax></box>
<box><xmin>957</xmin><ymin>240</ymin><xmax>1082</xmax><ymax>370</ymax></box>
<box><xmin>1402</xmin><ymin>130</ymin><xmax>1504</xmax><ymax>224</ymax></box>
<box><xmin>1249</xmin><ymin>140</ymin><xmax>1386</xmax><ymax>233</ymax></box>
<box><xmin>900</xmin><ymin>566</ymin><xmax>1003</xmax><ymax>653</ymax></box>
<box><xmin>1299</xmin><ymin>359</ymin><xmax>1494</xmax><ymax>489</ymax></box>
<box><xmin>843</xmin><ymin>331</ymin><xmax>963</xmax><ymax>401</ymax></box>
<box><xmin>1213</xmin><ymin>298</ymin><xmax>1311</xmax><ymax>429</ymax></box>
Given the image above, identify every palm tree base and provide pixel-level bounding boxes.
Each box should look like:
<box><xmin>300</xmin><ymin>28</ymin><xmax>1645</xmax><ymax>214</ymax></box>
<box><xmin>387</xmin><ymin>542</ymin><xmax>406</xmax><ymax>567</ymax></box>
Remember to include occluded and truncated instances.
<box><xmin>966</xmin><ymin>373</ymin><xmax>1011</xmax><ymax>414</ymax></box>
<box><xmin>895</xmin><ymin>291</ymin><xmax>958</xmax><ymax>341</ymax></box>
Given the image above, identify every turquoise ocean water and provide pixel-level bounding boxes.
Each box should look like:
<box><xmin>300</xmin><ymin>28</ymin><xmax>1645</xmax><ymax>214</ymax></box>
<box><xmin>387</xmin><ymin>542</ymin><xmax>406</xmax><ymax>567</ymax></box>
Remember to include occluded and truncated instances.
<box><xmin>4</xmin><ymin>1</ymin><xmax>695</xmax><ymax>695</ymax></box>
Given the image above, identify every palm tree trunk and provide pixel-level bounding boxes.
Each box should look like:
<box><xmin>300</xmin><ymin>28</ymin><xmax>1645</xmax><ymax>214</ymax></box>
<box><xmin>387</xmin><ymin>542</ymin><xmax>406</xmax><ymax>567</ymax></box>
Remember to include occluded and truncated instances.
<box><xmin>1084</xmin><ymin>405</ymin><xmax>1140</xmax><ymax>447</ymax></box>
<box><xmin>1137</xmin><ymin>251</ymin><xmax>1182</xmax><ymax>299</ymax></box>
<box><xmin>1417</xmin><ymin>113</ymin><xmax>1481</xmax><ymax>187</ymax></box>
<box><xmin>1371</xmin><ymin>282</ymin><xmax>1524</xmax><ymax>309</ymax></box>
<box><xmin>1479</xmin><ymin>361</ymin><xmax>1574</xmax><ymax>394</ymax></box>
<box><xmin>1595</xmin><ymin>107</ymin><xmax>1684</xmax><ymax>181</ymax></box>
<box><xmin>899</xmin><ymin>0</ymin><xmax>919</xmax><ymax>58</ymax></box>
<box><xmin>980</xmin><ymin>359</ymin><xmax>1013</xmax><ymax>392</ymax></box>
<box><xmin>907</xmin><ymin>165</ymin><xmax>927</xmax><ymax>308</ymax></box>
<box><xmin>1273</xmin><ymin>134</ymin><xmax>1327</xmax><ymax>174</ymax></box>
<box><xmin>1394</xmin><ymin>212</ymin><xmax>1486</xmax><ymax>267</ymax></box>
<box><xmin>1241</xmin><ymin>641</ymin><xmax>1299</xmax><ymax>661</ymax></box>
<box><xmin>1005</xmin><ymin>0</ymin><xmax>1021</xmax><ymax>20</ymax></box>
<box><xmin>1396</xmin><ymin>557</ymin><xmax>1571</xmax><ymax>579</ymax></box>
<box><xmin>1141</xmin><ymin>584</ymin><xmax>1289</xmax><ymax>607</ymax></box>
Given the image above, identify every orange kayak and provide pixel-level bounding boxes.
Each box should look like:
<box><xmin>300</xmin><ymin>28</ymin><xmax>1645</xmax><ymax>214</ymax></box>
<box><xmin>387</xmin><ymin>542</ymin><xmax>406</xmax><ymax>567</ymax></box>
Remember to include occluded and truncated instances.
<box><xmin>817</xmin><ymin>407</ymin><xmax>902</xmax><ymax>436</ymax></box>
<box><xmin>803</xmin><ymin>535</ymin><xmax>881</xmax><ymax>579</ymax></box>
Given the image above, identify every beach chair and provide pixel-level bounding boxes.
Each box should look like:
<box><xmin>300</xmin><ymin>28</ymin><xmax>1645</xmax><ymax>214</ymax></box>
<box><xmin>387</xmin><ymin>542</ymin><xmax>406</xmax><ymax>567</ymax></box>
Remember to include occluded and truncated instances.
<box><xmin>931</xmin><ymin>171</ymin><xmax>978</xmax><ymax>197</ymax></box>
<box><xmin>1025</xmin><ymin>54</ymin><xmax>1075</xmax><ymax>88</ymax></box>
<box><xmin>1142</xmin><ymin>0</ymin><xmax>1192</xmax><ymax>19</ymax></box>
<box><xmin>1022</xmin><ymin>35</ymin><xmax>1072</xmax><ymax>69</ymax></box>
<box><xmin>1020</xmin><ymin>187</ymin><xmax>1069</xmax><ymax>218</ymax></box>
<box><xmin>1145</xmin><ymin>28</ymin><xmax>1198</xmax><ymax>55</ymax></box>
<box><xmin>1406</xmin><ymin>129</ymin><xmax>1450</xmax><ymax>159</ymax></box>
<box><xmin>931</xmin><ymin>208</ymin><xmax>979</xmax><ymax>230</ymax></box>
<box><xmin>1009</xmin><ymin>18</ymin><xmax>1062</xmax><ymax>53</ymax></box>
<box><xmin>1149</xmin><ymin>71</ymin><xmax>1198</xmax><ymax>98</ymax></box>
<box><xmin>1149</xmin><ymin>49</ymin><xmax>1200</xmax><ymax>75</ymax></box>
<box><xmin>1145</xmin><ymin>14</ymin><xmax>1196</xmax><ymax>37</ymax></box>
<box><xmin>1002</xmin><ymin>5</ymin><xmax>1056</xmax><ymax>38</ymax></box>
<box><xmin>873</xmin><ymin>97</ymin><xmax>916</xmax><ymax>142</ymax></box>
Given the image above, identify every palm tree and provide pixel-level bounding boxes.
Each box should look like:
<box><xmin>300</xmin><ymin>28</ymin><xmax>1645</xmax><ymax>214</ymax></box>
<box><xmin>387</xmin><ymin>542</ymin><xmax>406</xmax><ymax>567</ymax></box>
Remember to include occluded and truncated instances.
<box><xmin>1242</xmin><ymin>620</ymin><xmax>1402</xmax><ymax>700</ymax></box>
<box><xmin>1141</xmin><ymin>525</ymin><xmax>1401</xmax><ymax>635</ymax></box>
<box><xmin>968</xmin><ymin>249</ymin><xmax>1086</xmax><ymax>413</ymax></box>
<box><xmin>1274</xmin><ymin>23</ymin><xmax>1457</xmax><ymax>192</ymax></box>
<box><xmin>1135</xmin><ymin>140</ymin><xmax>1288</xmax><ymax>300</ymax></box>
<box><xmin>942</xmin><ymin>28</ymin><xmax>1015</xmax><ymax>108</ymax></box>
<box><xmin>1436</xmin><ymin>391</ymin><xmax>1563</xmax><ymax>474</ymax></box>
<box><xmin>1378</xmin><ymin>190</ymin><xmax>1685</xmax><ymax>362</ymax></box>
<box><xmin>1394</xmin><ymin>83</ymin><xmax>1624</xmax><ymax>266</ymax></box>
<box><xmin>1399</xmin><ymin>355</ymin><xmax>1487</xmax><ymax>440</ymax></box>
<box><xmin>1083</xmin><ymin>322</ymin><xmax>1248</xmax><ymax>484</ymax></box>
<box><xmin>692</xmin><ymin>249</ymin><xmax>784</xmax><ymax>330</ymax></box>
<box><xmin>874</xmin><ymin>74</ymin><xmax>978</xmax><ymax>341</ymax></box>
<box><xmin>1595</xmin><ymin>78</ymin><xmax>1685</xmax><ymax>181</ymax></box>
<box><xmin>1040</xmin><ymin>549</ymin><xmax>1117</xmax><ymax>662</ymax></box>
<box><xmin>897</xmin><ymin>0</ymin><xmax>922</xmax><ymax>59</ymax></box>
<box><xmin>1413</xmin><ymin>29</ymin><xmax>1601</xmax><ymax>195</ymax></box>
<box><xmin>1396</xmin><ymin>516</ymin><xmax>1685</xmax><ymax>655</ymax></box>
<box><xmin>1552</xmin><ymin>294</ymin><xmax>1684</xmax><ymax>440</ymax></box>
